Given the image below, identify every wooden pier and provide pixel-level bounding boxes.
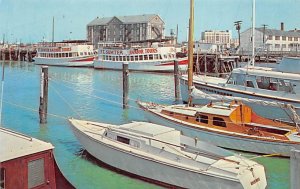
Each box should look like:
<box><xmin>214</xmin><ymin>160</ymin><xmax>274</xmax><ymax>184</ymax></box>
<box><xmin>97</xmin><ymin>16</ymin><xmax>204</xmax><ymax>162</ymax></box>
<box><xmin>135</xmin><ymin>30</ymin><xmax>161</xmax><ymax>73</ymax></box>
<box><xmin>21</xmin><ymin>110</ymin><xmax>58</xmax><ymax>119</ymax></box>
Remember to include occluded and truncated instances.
<box><xmin>0</xmin><ymin>45</ymin><xmax>36</xmax><ymax>62</ymax></box>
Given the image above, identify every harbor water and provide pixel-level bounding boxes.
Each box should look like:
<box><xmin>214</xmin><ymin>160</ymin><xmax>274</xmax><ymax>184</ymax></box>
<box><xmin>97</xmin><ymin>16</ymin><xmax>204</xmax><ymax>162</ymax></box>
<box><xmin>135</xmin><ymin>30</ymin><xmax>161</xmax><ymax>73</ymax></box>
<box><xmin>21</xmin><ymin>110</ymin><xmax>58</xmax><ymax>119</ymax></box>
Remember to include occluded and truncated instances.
<box><xmin>1</xmin><ymin>61</ymin><xmax>289</xmax><ymax>189</ymax></box>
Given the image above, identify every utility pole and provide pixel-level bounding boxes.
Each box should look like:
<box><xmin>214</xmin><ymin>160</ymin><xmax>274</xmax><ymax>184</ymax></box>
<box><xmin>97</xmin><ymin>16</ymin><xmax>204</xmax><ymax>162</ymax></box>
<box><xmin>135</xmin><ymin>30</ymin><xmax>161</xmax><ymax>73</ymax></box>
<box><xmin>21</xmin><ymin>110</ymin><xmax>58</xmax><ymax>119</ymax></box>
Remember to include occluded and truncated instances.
<box><xmin>262</xmin><ymin>24</ymin><xmax>268</xmax><ymax>45</ymax></box>
<box><xmin>234</xmin><ymin>21</ymin><xmax>242</xmax><ymax>48</ymax></box>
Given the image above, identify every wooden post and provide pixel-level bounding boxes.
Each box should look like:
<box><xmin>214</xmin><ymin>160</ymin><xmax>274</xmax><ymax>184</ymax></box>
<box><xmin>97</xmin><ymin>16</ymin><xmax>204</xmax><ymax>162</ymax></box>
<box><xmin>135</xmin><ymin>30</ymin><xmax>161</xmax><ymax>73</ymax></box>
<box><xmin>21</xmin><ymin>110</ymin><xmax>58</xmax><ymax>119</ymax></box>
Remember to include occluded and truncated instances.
<box><xmin>291</xmin><ymin>149</ymin><xmax>300</xmax><ymax>189</ymax></box>
<box><xmin>39</xmin><ymin>66</ymin><xmax>48</xmax><ymax>123</ymax></box>
<box><xmin>174</xmin><ymin>60</ymin><xmax>180</xmax><ymax>101</ymax></box>
<box><xmin>122</xmin><ymin>62</ymin><xmax>129</xmax><ymax>109</ymax></box>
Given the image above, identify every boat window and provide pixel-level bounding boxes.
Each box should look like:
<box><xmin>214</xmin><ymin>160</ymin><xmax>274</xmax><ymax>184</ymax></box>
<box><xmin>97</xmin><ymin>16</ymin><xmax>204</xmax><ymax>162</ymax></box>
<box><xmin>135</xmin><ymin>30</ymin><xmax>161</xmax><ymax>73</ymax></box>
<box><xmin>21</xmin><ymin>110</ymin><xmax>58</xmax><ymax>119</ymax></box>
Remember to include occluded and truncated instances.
<box><xmin>144</xmin><ymin>55</ymin><xmax>148</xmax><ymax>60</ymax></box>
<box><xmin>149</xmin><ymin>54</ymin><xmax>153</xmax><ymax>60</ymax></box>
<box><xmin>159</xmin><ymin>55</ymin><xmax>162</xmax><ymax>59</ymax></box>
<box><xmin>164</xmin><ymin>54</ymin><xmax>168</xmax><ymax>59</ymax></box>
<box><xmin>69</xmin><ymin>53</ymin><xmax>72</xmax><ymax>57</ymax></box>
<box><xmin>139</xmin><ymin>55</ymin><xmax>143</xmax><ymax>61</ymax></box>
<box><xmin>126</xmin><ymin>56</ymin><xmax>130</xmax><ymax>61</ymax></box>
<box><xmin>117</xmin><ymin>136</ymin><xmax>130</xmax><ymax>144</ymax></box>
<box><xmin>28</xmin><ymin>158</ymin><xmax>45</xmax><ymax>189</ymax></box>
<box><xmin>115</xmin><ymin>56</ymin><xmax>119</xmax><ymax>61</ymax></box>
<box><xmin>235</xmin><ymin>74</ymin><xmax>245</xmax><ymax>86</ymax></box>
<box><xmin>112</xmin><ymin>56</ymin><xmax>116</xmax><ymax>61</ymax></box>
<box><xmin>196</xmin><ymin>114</ymin><xmax>208</xmax><ymax>124</ymax></box>
<box><xmin>226</xmin><ymin>73</ymin><xmax>236</xmax><ymax>84</ymax></box>
<box><xmin>66</xmin><ymin>53</ymin><xmax>69</xmax><ymax>57</ymax></box>
<box><xmin>0</xmin><ymin>168</ymin><xmax>5</xmax><ymax>189</ymax></box>
<box><xmin>246</xmin><ymin>80</ymin><xmax>254</xmax><ymax>88</ymax></box>
<box><xmin>134</xmin><ymin>55</ymin><xmax>139</xmax><ymax>61</ymax></box>
<box><xmin>213</xmin><ymin>117</ymin><xmax>226</xmax><ymax>127</ymax></box>
<box><xmin>130</xmin><ymin>56</ymin><xmax>134</xmax><ymax>61</ymax></box>
<box><xmin>80</xmin><ymin>52</ymin><xmax>83</xmax><ymax>56</ymax></box>
<box><xmin>84</xmin><ymin>52</ymin><xmax>87</xmax><ymax>55</ymax></box>
<box><xmin>154</xmin><ymin>54</ymin><xmax>158</xmax><ymax>60</ymax></box>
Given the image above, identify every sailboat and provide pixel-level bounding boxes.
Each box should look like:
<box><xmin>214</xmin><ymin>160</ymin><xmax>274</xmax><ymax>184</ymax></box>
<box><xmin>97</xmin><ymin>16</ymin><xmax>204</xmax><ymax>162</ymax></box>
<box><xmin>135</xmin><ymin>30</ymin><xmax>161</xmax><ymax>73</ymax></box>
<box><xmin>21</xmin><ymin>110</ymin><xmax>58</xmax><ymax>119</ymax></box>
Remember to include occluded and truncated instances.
<box><xmin>179</xmin><ymin>0</ymin><xmax>300</xmax><ymax>122</ymax></box>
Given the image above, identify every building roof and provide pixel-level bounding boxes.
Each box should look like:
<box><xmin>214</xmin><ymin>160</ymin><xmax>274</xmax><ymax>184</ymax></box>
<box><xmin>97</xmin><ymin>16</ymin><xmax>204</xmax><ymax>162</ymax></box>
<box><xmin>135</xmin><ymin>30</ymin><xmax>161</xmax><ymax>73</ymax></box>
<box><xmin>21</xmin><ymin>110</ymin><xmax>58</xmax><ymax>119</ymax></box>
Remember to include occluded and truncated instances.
<box><xmin>0</xmin><ymin>127</ymin><xmax>54</xmax><ymax>162</ymax></box>
<box><xmin>87</xmin><ymin>14</ymin><xmax>163</xmax><ymax>26</ymax></box>
<box><xmin>256</xmin><ymin>27</ymin><xmax>300</xmax><ymax>37</ymax></box>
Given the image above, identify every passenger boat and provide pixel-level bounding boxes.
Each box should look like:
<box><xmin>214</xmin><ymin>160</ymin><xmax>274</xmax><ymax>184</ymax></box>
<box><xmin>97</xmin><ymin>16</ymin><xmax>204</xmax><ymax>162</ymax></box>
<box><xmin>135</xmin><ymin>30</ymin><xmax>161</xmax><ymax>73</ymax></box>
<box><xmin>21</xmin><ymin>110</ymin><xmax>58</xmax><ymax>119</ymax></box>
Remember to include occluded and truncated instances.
<box><xmin>94</xmin><ymin>45</ymin><xmax>188</xmax><ymax>72</ymax></box>
<box><xmin>138</xmin><ymin>100</ymin><xmax>300</xmax><ymax>157</ymax></box>
<box><xmin>0</xmin><ymin>127</ymin><xmax>74</xmax><ymax>189</ymax></box>
<box><xmin>34</xmin><ymin>40</ymin><xmax>95</xmax><ymax>67</ymax></box>
<box><xmin>69</xmin><ymin>118</ymin><xmax>267</xmax><ymax>189</ymax></box>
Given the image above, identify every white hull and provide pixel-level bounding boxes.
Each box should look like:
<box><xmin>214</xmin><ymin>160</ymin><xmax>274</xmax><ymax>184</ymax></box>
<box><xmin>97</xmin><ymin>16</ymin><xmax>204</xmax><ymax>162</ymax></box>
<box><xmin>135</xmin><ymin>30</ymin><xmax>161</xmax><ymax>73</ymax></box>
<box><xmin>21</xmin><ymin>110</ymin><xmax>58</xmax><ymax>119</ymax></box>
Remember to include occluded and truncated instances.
<box><xmin>94</xmin><ymin>59</ymin><xmax>187</xmax><ymax>72</ymax></box>
<box><xmin>140</xmin><ymin>103</ymin><xmax>300</xmax><ymax>157</ymax></box>
<box><xmin>70</xmin><ymin>121</ymin><xmax>264</xmax><ymax>189</ymax></box>
<box><xmin>180</xmin><ymin>77</ymin><xmax>300</xmax><ymax>122</ymax></box>
<box><xmin>34</xmin><ymin>56</ymin><xmax>94</xmax><ymax>67</ymax></box>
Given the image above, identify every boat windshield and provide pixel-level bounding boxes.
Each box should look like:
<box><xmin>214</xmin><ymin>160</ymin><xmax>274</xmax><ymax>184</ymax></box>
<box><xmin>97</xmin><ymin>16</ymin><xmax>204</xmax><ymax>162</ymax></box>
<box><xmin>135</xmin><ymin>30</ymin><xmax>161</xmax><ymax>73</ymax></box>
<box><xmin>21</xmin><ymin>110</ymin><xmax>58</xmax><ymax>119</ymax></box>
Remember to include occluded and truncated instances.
<box><xmin>227</xmin><ymin>73</ymin><xmax>296</xmax><ymax>93</ymax></box>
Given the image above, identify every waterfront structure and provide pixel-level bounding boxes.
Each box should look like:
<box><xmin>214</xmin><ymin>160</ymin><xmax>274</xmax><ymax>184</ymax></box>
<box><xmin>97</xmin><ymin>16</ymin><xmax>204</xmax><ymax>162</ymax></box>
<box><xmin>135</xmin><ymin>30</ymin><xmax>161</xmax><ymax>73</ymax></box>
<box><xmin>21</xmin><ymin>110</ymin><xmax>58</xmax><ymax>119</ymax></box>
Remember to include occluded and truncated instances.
<box><xmin>239</xmin><ymin>23</ymin><xmax>300</xmax><ymax>53</ymax></box>
<box><xmin>34</xmin><ymin>40</ymin><xmax>95</xmax><ymax>67</ymax></box>
<box><xmin>87</xmin><ymin>14</ymin><xmax>165</xmax><ymax>46</ymax></box>
<box><xmin>201</xmin><ymin>30</ymin><xmax>232</xmax><ymax>48</ymax></box>
<box><xmin>94</xmin><ymin>44</ymin><xmax>188</xmax><ymax>72</ymax></box>
<box><xmin>0</xmin><ymin>127</ymin><xmax>74</xmax><ymax>189</ymax></box>
<box><xmin>138</xmin><ymin>100</ymin><xmax>300</xmax><ymax>157</ymax></box>
<box><xmin>69</xmin><ymin>118</ymin><xmax>267</xmax><ymax>189</ymax></box>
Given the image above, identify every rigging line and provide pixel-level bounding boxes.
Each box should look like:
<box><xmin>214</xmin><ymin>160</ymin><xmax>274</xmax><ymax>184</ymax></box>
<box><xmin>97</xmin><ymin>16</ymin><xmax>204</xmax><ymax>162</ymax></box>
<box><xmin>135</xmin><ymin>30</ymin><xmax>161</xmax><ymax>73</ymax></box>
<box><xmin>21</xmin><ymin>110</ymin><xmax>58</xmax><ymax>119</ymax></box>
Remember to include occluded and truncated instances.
<box><xmin>3</xmin><ymin>100</ymin><xmax>68</xmax><ymax>120</ymax></box>
<box><xmin>49</xmin><ymin>82</ymin><xmax>82</xmax><ymax>119</ymax></box>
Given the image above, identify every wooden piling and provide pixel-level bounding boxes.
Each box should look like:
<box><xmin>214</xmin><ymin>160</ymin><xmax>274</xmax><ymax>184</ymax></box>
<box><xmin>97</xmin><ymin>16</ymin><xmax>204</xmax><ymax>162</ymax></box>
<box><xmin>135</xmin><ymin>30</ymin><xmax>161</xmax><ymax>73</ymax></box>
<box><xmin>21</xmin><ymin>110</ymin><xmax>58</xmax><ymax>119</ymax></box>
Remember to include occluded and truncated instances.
<box><xmin>174</xmin><ymin>60</ymin><xmax>180</xmax><ymax>101</ymax></box>
<box><xmin>291</xmin><ymin>149</ymin><xmax>300</xmax><ymax>189</ymax></box>
<box><xmin>122</xmin><ymin>62</ymin><xmax>129</xmax><ymax>109</ymax></box>
<box><xmin>39</xmin><ymin>66</ymin><xmax>48</xmax><ymax>123</ymax></box>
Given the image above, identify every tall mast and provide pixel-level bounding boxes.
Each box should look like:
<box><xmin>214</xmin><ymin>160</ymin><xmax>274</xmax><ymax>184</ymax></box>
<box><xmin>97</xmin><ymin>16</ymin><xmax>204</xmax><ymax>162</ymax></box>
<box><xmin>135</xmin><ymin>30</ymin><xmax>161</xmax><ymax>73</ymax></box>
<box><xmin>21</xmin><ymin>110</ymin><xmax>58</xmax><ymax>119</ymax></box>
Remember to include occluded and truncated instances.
<box><xmin>52</xmin><ymin>16</ymin><xmax>55</xmax><ymax>46</ymax></box>
<box><xmin>187</xmin><ymin>0</ymin><xmax>194</xmax><ymax>106</ymax></box>
<box><xmin>251</xmin><ymin>0</ymin><xmax>256</xmax><ymax>66</ymax></box>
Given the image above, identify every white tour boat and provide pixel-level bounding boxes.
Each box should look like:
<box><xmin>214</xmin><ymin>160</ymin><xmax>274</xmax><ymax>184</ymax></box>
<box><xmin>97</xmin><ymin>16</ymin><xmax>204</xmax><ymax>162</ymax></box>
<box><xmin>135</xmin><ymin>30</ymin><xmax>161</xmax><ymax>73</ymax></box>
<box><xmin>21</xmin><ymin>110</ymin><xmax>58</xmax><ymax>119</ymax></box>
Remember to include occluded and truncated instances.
<box><xmin>69</xmin><ymin>118</ymin><xmax>267</xmax><ymax>189</ymax></box>
<box><xmin>94</xmin><ymin>45</ymin><xmax>188</xmax><ymax>72</ymax></box>
<box><xmin>34</xmin><ymin>40</ymin><xmax>95</xmax><ymax>67</ymax></box>
<box><xmin>138</xmin><ymin>100</ymin><xmax>300</xmax><ymax>157</ymax></box>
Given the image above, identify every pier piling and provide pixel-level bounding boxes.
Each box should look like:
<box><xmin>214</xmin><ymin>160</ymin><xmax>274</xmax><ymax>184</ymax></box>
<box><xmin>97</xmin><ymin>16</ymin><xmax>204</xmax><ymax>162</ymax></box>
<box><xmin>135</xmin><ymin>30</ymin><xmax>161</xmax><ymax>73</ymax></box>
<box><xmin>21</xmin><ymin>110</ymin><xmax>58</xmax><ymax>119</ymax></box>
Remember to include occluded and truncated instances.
<box><xmin>39</xmin><ymin>66</ymin><xmax>48</xmax><ymax>123</ymax></box>
<box><xmin>122</xmin><ymin>62</ymin><xmax>129</xmax><ymax>109</ymax></box>
<box><xmin>174</xmin><ymin>60</ymin><xmax>180</xmax><ymax>102</ymax></box>
<box><xmin>291</xmin><ymin>149</ymin><xmax>300</xmax><ymax>189</ymax></box>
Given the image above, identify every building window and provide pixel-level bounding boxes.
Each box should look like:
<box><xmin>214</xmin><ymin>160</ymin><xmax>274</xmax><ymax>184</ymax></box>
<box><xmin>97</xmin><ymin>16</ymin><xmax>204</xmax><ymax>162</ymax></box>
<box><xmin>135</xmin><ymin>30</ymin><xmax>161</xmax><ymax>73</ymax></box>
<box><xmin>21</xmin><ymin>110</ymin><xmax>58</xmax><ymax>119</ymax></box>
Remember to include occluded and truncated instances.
<box><xmin>288</xmin><ymin>37</ymin><xmax>293</xmax><ymax>41</ymax></box>
<box><xmin>294</xmin><ymin>37</ymin><xmax>298</xmax><ymax>41</ymax></box>
<box><xmin>28</xmin><ymin>158</ymin><xmax>45</xmax><ymax>189</ymax></box>
<box><xmin>282</xmin><ymin>36</ymin><xmax>286</xmax><ymax>41</ymax></box>
<box><xmin>268</xmin><ymin>35</ymin><xmax>273</xmax><ymax>40</ymax></box>
<box><xmin>275</xmin><ymin>44</ymin><xmax>280</xmax><ymax>48</ymax></box>
<box><xmin>275</xmin><ymin>36</ymin><xmax>280</xmax><ymax>40</ymax></box>
<box><xmin>213</xmin><ymin>117</ymin><xmax>226</xmax><ymax>127</ymax></box>
<box><xmin>0</xmin><ymin>168</ymin><xmax>5</xmax><ymax>189</ymax></box>
<box><xmin>282</xmin><ymin>44</ymin><xmax>286</xmax><ymax>48</ymax></box>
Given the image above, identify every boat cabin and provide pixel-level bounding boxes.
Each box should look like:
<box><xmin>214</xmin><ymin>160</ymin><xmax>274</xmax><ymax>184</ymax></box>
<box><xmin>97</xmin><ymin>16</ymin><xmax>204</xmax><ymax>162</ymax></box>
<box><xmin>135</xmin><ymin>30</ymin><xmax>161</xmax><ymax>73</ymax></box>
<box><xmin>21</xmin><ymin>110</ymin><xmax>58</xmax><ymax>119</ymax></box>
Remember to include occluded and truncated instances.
<box><xmin>226</xmin><ymin>67</ymin><xmax>300</xmax><ymax>94</ymax></box>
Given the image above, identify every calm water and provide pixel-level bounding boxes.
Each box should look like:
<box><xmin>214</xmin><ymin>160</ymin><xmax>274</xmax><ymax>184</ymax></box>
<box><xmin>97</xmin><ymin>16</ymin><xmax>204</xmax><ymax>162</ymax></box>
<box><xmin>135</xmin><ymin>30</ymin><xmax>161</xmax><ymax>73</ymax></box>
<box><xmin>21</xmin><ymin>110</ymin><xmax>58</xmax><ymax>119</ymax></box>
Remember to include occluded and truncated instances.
<box><xmin>1</xmin><ymin>61</ymin><xmax>289</xmax><ymax>189</ymax></box>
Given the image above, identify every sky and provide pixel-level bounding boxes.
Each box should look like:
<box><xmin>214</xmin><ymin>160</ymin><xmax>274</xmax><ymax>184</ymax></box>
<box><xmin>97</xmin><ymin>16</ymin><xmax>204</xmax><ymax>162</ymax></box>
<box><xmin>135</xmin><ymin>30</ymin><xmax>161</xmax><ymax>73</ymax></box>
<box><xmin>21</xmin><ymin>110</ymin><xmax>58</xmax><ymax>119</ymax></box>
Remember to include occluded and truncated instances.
<box><xmin>0</xmin><ymin>0</ymin><xmax>299</xmax><ymax>43</ymax></box>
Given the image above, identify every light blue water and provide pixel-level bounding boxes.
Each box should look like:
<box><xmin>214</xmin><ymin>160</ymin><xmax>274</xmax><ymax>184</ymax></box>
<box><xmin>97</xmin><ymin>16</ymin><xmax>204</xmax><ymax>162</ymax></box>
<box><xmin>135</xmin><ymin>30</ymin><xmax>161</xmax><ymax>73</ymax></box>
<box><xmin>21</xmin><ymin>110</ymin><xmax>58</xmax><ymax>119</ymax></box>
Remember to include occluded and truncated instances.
<box><xmin>1</xmin><ymin>61</ymin><xmax>289</xmax><ymax>189</ymax></box>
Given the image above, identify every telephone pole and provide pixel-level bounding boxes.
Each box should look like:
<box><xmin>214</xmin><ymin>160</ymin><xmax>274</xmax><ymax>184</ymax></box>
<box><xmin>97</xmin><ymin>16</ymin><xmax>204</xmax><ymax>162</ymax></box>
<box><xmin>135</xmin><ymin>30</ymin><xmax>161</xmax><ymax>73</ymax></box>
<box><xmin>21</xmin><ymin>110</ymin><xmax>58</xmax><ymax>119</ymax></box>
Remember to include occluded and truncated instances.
<box><xmin>234</xmin><ymin>21</ymin><xmax>242</xmax><ymax>48</ymax></box>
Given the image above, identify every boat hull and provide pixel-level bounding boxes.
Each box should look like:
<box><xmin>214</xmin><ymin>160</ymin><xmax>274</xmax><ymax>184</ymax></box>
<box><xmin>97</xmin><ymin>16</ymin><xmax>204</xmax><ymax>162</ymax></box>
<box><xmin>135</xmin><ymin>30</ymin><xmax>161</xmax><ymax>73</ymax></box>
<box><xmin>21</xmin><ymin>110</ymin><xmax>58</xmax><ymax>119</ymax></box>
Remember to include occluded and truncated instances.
<box><xmin>180</xmin><ymin>77</ymin><xmax>300</xmax><ymax>122</ymax></box>
<box><xmin>71</xmin><ymin>123</ymin><xmax>245</xmax><ymax>189</ymax></box>
<box><xmin>139</xmin><ymin>103</ymin><xmax>300</xmax><ymax>157</ymax></box>
<box><xmin>94</xmin><ymin>58</ymin><xmax>188</xmax><ymax>72</ymax></box>
<box><xmin>34</xmin><ymin>56</ymin><xmax>94</xmax><ymax>67</ymax></box>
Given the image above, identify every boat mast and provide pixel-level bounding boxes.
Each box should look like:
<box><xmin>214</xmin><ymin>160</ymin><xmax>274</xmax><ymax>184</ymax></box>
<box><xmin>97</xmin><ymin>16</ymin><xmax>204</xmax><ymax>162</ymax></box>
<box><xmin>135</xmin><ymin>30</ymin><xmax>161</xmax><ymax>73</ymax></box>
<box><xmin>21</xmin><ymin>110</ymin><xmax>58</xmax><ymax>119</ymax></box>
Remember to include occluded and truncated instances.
<box><xmin>187</xmin><ymin>0</ymin><xmax>194</xmax><ymax>106</ymax></box>
<box><xmin>251</xmin><ymin>0</ymin><xmax>256</xmax><ymax>67</ymax></box>
<box><xmin>52</xmin><ymin>16</ymin><xmax>55</xmax><ymax>46</ymax></box>
<box><xmin>0</xmin><ymin>62</ymin><xmax>4</xmax><ymax>126</ymax></box>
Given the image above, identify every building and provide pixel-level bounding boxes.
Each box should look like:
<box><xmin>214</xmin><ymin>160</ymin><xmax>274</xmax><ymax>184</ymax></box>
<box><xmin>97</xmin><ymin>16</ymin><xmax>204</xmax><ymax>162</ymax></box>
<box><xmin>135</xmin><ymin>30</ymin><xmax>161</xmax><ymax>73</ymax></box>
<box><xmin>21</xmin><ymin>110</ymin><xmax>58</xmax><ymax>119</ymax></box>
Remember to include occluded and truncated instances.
<box><xmin>239</xmin><ymin>23</ymin><xmax>300</xmax><ymax>53</ymax></box>
<box><xmin>87</xmin><ymin>14</ymin><xmax>165</xmax><ymax>46</ymax></box>
<box><xmin>0</xmin><ymin>127</ymin><xmax>74</xmax><ymax>189</ymax></box>
<box><xmin>201</xmin><ymin>30</ymin><xmax>232</xmax><ymax>48</ymax></box>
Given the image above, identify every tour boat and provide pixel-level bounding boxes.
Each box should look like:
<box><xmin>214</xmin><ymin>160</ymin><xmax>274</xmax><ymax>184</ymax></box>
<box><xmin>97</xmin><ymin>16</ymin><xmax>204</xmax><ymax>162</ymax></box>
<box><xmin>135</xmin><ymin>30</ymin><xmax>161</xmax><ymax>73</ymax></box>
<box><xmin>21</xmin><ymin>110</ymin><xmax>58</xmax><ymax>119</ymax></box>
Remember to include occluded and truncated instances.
<box><xmin>0</xmin><ymin>127</ymin><xmax>74</xmax><ymax>189</ymax></box>
<box><xmin>93</xmin><ymin>45</ymin><xmax>188</xmax><ymax>72</ymax></box>
<box><xmin>138</xmin><ymin>100</ymin><xmax>300</xmax><ymax>157</ymax></box>
<box><xmin>69</xmin><ymin>118</ymin><xmax>267</xmax><ymax>189</ymax></box>
<box><xmin>34</xmin><ymin>40</ymin><xmax>95</xmax><ymax>67</ymax></box>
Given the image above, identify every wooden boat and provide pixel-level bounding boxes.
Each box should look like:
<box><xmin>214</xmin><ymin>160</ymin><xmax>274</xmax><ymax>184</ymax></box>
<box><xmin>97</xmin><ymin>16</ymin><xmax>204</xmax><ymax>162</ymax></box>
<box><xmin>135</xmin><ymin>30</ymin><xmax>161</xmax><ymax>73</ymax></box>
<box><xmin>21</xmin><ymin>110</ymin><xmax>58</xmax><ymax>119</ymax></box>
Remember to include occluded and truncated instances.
<box><xmin>0</xmin><ymin>127</ymin><xmax>74</xmax><ymax>189</ymax></box>
<box><xmin>69</xmin><ymin>118</ymin><xmax>267</xmax><ymax>189</ymax></box>
<box><xmin>138</xmin><ymin>100</ymin><xmax>300</xmax><ymax>157</ymax></box>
